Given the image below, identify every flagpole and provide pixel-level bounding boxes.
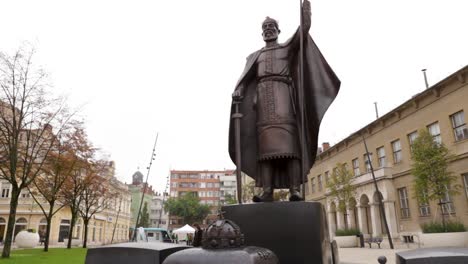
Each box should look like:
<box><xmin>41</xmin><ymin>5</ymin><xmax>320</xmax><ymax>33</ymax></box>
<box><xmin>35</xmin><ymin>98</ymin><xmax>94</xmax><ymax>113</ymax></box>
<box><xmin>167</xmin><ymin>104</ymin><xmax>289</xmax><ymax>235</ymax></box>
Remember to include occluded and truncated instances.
<box><xmin>132</xmin><ymin>133</ymin><xmax>158</xmax><ymax>241</ymax></box>
<box><xmin>299</xmin><ymin>0</ymin><xmax>306</xmax><ymax>198</ymax></box>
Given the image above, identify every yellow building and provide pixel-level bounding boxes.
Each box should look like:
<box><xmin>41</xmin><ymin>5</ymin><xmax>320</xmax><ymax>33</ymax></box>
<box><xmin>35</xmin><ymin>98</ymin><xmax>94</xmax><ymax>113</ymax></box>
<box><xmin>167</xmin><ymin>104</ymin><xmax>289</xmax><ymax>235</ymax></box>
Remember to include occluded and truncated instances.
<box><xmin>0</xmin><ymin>174</ymin><xmax>132</xmax><ymax>246</ymax></box>
<box><xmin>306</xmin><ymin>66</ymin><xmax>468</xmax><ymax>240</ymax></box>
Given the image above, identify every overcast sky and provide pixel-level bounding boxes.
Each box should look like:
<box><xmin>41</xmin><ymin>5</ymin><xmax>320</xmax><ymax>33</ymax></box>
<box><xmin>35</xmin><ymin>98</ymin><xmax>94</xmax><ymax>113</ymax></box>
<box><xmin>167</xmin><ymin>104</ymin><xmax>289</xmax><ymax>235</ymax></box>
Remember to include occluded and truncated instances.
<box><xmin>1</xmin><ymin>0</ymin><xmax>467</xmax><ymax>193</ymax></box>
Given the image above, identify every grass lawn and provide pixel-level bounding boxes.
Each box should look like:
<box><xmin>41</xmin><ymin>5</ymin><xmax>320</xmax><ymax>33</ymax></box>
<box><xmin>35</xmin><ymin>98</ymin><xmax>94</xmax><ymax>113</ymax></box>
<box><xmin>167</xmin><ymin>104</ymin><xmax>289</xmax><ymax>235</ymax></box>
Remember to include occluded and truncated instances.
<box><xmin>0</xmin><ymin>248</ymin><xmax>87</xmax><ymax>264</ymax></box>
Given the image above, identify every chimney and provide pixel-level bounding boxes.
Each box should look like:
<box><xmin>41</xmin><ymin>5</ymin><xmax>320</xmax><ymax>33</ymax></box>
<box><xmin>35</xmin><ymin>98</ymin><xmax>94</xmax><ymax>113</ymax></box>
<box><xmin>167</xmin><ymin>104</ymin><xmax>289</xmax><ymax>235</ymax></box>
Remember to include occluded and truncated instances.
<box><xmin>317</xmin><ymin>147</ymin><xmax>323</xmax><ymax>155</ymax></box>
<box><xmin>422</xmin><ymin>69</ymin><xmax>429</xmax><ymax>89</ymax></box>
<box><xmin>322</xmin><ymin>142</ymin><xmax>330</xmax><ymax>151</ymax></box>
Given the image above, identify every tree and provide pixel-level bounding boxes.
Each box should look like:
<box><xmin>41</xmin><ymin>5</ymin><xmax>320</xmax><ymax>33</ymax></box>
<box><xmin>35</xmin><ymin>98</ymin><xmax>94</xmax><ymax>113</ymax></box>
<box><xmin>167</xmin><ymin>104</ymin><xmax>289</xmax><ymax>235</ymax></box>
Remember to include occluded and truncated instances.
<box><xmin>241</xmin><ymin>180</ymin><xmax>255</xmax><ymax>203</ymax></box>
<box><xmin>137</xmin><ymin>201</ymin><xmax>150</xmax><ymax>228</ymax></box>
<box><xmin>223</xmin><ymin>194</ymin><xmax>238</xmax><ymax>205</ymax></box>
<box><xmin>326</xmin><ymin>163</ymin><xmax>356</xmax><ymax>230</ymax></box>
<box><xmin>28</xmin><ymin>122</ymin><xmax>83</xmax><ymax>251</ymax></box>
<box><xmin>0</xmin><ymin>46</ymin><xmax>72</xmax><ymax>258</ymax></box>
<box><xmin>60</xmin><ymin>128</ymin><xmax>95</xmax><ymax>249</ymax></box>
<box><xmin>164</xmin><ymin>193</ymin><xmax>210</xmax><ymax>225</ymax></box>
<box><xmin>273</xmin><ymin>189</ymin><xmax>289</xmax><ymax>201</ymax></box>
<box><xmin>79</xmin><ymin>159</ymin><xmax>113</xmax><ymax>248</ymax></box>
<box><xmin>411</xmin><ymin>129</ymin><xmax>461</xmax><ymax>230</ymax></box>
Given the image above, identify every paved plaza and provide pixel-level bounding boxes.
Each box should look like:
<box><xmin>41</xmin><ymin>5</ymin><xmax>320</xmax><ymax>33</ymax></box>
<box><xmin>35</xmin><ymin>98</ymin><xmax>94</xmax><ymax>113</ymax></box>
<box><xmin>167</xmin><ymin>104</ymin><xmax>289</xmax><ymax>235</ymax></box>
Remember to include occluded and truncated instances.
<box><xmin>338</xmin><ymin>241</ymin><xmax>420</xmax><ymax>264</ymax></box>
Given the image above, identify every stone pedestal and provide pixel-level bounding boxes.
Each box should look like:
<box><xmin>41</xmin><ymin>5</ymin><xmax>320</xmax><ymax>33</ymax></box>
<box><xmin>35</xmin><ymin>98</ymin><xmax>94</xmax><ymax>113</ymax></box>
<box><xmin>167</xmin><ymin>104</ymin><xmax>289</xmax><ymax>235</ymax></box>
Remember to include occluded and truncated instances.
<box><xmin>222</xmin><ymin>201</ymin><xmax>334</xmax><ymax>264</ymax></box>
<box><xmin>85</xmin><ymin>242</ymin><xmax>190</xmax><ymax>264</ymax></box>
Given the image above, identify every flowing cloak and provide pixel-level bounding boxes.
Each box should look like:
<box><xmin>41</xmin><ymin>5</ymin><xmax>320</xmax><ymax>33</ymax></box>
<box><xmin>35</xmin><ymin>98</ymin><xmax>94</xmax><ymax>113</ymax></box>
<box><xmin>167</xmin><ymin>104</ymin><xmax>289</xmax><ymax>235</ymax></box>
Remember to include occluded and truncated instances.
<box><xmin>229</xmin><ymin>28</ymin><xmax>341</xmax><ymax>188</ymax></box>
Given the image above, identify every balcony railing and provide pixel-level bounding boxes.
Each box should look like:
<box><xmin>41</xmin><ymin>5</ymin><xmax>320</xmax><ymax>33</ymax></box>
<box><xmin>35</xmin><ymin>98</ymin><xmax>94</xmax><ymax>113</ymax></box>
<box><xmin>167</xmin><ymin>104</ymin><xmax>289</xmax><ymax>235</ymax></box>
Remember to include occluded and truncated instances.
<box><xmin>352</xmin><ymin>167</ymin><xmax>393</xmax><ymax>185</ymax></box>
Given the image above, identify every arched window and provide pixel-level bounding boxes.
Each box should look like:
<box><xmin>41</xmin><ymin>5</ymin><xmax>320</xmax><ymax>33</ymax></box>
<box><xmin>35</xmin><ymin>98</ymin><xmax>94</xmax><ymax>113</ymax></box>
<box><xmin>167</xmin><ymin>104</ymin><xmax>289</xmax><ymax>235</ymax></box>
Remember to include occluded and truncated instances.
<box><xmin>0</xmin><ymin>217</ymin><xmax>6</xmax><ymax>242</ymax></box>
<box><xmin>38</xmin><ymin>218</ymin><xmax>48</xmax><ymax>238</ymax></box>
<box><xmin>14</xmin><ymin>217</ymin><xmax>28</xmax><ymax>239</ymax></box>
<box><xmin>92</xmin><ymin>221</ymin><xmax>96</xmax><ymax>242</ymax></box>
<box><xmin>58</xmin><ymin>219</ymin><xmax>71</xmax><ymax>242</ymax></box>
<box><xmin>74</xmin><ymin>219</ymin><xmax>82</xmax><ymax>239</ymax></box>
<box><xmin>98</xmin><ymin>222</ymin><xmax>103</xmax><ymax>242</ymax></box>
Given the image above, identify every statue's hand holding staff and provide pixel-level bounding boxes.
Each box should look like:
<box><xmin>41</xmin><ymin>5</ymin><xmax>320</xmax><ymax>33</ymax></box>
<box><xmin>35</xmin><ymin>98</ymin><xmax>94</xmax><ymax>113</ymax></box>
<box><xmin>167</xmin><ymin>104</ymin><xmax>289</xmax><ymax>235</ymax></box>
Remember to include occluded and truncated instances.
<box><xmin>301</xmin><ymin>0</ymin><xmax>311</xmax><ymax>33</ymax></box>
<box><xmin>232</xmin><ymin>88</ymin><xmax>243</xmax><ymax>101</ymax></box>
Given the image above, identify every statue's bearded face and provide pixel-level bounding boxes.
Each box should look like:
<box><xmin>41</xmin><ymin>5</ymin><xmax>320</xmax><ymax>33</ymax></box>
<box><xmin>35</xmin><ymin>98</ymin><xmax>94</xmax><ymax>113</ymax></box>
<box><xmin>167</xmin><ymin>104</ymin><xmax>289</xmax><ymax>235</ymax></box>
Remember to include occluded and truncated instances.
<box><xmin>262</xmin><ymin>22</ymin><xmax>279</xmax><ymax>42</ymax></box>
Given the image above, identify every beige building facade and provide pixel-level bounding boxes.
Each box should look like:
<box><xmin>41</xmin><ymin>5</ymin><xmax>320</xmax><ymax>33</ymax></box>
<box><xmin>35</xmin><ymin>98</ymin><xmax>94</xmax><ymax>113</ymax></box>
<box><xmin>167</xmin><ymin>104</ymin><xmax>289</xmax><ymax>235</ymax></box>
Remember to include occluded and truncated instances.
<box><xmin>0</xmin><ymin>175</ymin><xmax>132</xmax><ymax>246</ymax></box>
<box><xmin>306</xmin><ymin>66</ymin><xmax>468</xmax><ymax>240</ymax></box>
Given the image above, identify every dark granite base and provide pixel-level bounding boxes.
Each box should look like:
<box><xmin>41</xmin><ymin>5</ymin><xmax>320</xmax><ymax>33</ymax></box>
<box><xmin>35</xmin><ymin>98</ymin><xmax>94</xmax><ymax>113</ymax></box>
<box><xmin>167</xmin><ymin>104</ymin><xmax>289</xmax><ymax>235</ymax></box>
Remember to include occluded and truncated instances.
<box><xmin>85</xmin><ymin>242</ymin><xmax>190</xmax><ymax>264</ymax></box>
<box><xmin>222</xmin><ymin>201</ymin><xmax>333</xmax><ymax>264</ymax></box>
<box><xmin>396</xmin><ymin>247</ymin><xmax>468</xmax><ymax>264</ymax></box>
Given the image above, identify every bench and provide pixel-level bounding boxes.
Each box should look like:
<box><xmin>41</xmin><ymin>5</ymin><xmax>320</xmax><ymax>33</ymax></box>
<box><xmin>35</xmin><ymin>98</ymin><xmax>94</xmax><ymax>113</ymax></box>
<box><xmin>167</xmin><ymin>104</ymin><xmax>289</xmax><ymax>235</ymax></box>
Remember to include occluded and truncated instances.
<box><xmin>364</xmin><ymin>237</ymin><xmax>383</xmax><ymax>248</ymax></box>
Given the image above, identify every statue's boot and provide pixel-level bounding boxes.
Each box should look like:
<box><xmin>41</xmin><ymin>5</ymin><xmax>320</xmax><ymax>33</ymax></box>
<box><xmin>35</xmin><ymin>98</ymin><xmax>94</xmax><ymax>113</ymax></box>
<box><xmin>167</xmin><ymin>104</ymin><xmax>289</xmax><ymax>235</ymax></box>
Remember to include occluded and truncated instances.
<box><xmin>289</xmin><ymin>188</ymin><xmax>303</xmax><ymax>201</ymax></box>
<box><xmin>289</xmin><ymin>159</ymin><xmax>304</xmax><ymax>202</ymax></box>
<box><xmin>253</xmin><ymin>163</ymin><xmax>273</xmax><ymax>202</ymax></box>
<box><xmin>253</xmin><ymin>187</ymin><xmax>273</xmax><ymax>202</ymax></box>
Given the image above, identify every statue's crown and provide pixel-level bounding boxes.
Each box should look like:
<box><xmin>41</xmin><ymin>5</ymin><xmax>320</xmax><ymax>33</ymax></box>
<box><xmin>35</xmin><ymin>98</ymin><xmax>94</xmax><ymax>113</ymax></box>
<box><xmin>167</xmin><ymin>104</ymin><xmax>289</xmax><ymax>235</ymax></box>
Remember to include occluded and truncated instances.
<box><xmin>262</xmin><ymin>16</ymin><xmax>279</xmax><ymax>30</ymax></box>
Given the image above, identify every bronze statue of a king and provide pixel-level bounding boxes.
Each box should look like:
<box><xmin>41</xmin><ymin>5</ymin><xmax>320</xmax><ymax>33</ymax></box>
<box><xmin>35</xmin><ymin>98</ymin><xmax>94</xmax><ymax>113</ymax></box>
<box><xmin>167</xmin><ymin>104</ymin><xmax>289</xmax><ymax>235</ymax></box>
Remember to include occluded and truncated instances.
<box><xmin>229</xmin><ymin>0</ymin><xmax>340</xmax><ymax>202</ymax></box>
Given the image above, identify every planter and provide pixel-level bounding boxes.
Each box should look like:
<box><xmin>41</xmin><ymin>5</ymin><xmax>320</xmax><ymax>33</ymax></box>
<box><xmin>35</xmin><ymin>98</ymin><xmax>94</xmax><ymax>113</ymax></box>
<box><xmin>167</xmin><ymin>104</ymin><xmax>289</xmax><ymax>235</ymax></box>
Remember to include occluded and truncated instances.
<box><xmin>15</xmin><ymin>231</ymin><xmax>39</xmax><ymax>248</ymax></box>
<box><xmin>334</xmin><ymin>235</ymin><xmax>358</xmax><ymax>248</ymax></box>
<box><xmin>64</xmin><ymin>238</ymin><xmax>82</xmax><ymax>246</ymax></box>
<box><xmin>420</xmin><ymin>231</ymin><xmax>468</xmax><ymax>248</ymax></box>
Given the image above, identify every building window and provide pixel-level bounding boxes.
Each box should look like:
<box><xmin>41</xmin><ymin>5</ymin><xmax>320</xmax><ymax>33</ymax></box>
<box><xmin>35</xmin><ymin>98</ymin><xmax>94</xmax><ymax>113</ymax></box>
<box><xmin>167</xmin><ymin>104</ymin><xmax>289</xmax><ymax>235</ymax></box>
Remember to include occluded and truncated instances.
<box><xmin>418</xmin><ymin>191</ymin><xmax>431</xmax><ymax>217</ymax></box>
<box><xmin>325</xmin><ymin>171</ymin><xmax>330</xmax><ymax>184</ymax></box>
<box><xmin>427</xmin><ymin>122</ymin><xmax>441</xmax><ymax>144</ymax></box>
<box><xmin>463</xmin><ymin>173</ymin><xmax>468</xmax><ymax>198</ymax></box>
<box><xmin>407</xmin><ymin>131</ymin><xmax>418</xmax><ymax>152</ymax></box>
<box><xmin>311</xmin><ymin>177</ymin><xmax>316</xmax><ymax>193</ymax></box>
<box><xmin>398</xmin><ymin>187</ymin><xmax>410</xmax><ymax>219</ymax></box>
<box><xmin>441</xmin><ymin>187</ymin><xmax>455</xmax><ymax>215</ymax></box>
<box><xmin>392</xmin><ymin>140</ymin><xmax>402</xmax><ymax>164</ymax></box>
<box><xmin>1</xmin><ymin>184</ymin><xmax>10</xmax><ymax>198</ymax></box>
<box><xmin>363</xmin><ymin>153</ymin><xmax>373</xmax><ymax>173</ymax></box>
<box><xmin>451</xmin><ymin>111</ymin><xmax>468</xmax><ymax>141</ymax></box>
<box><xmin>376</xmin><ymin>146</ymin><xmax>386</xmax><ymax>167</ymax></box>
<box><xmin>352</xmin><ymin>158</ymin><xmax>360</xmax><ymax>176</ymax></box>
<box><xmin>20</xmin><ymin>191</ymin><xmax>30</xmax><ymax>198</ymax></box>
<box><xmin>317</xmin><ymin>175</ymin><xmax>323</xmax><ymax>191</ymax></box>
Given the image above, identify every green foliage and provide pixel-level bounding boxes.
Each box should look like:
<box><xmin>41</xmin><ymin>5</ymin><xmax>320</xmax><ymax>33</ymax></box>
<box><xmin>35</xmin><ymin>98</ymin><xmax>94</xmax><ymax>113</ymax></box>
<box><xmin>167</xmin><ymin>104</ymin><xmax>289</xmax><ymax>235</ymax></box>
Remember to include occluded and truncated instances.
<box><xmin>242</xmin><ymin>180</ymin><xmax>255</xmax><ymax>203</ymax></box>
<box><xmin>421</xmin><ymin>221</ymin><xmax>466</xmax><ymax>233</ymax></box>
<box><xmin>27</xmin><ymin>229</ymin><xmax>36</xmax><ymax>233</ymax></box>
<box><xmin>273</xmin><ymin>189</ymin><xmax>289</xmax><ymax>201</ymax></box>
<box><xmin>137</xmin><ymin>202</ymin><xmax>150</xmax><ymax>227</ymax></box>
<box><xmin>224</xmin><ymin>194</ymin><xmax>238</xmax><ymax>205</ymax></box>
<box><xmin>2</xmin><ymin>248</ymin><xmax>87</xmax><ymax>264</ymax></box>
<box><xmin>411</xmin><ymin>130</ymin><xmax>461</xmax><ymax>207</ymax></box>
<box><xmin>164</xmin><ymin>192</ymin><xmax>211</xmax><ymax>225</ymax></box>
<box><xmin>326</xmin><ymin>163</ymin><xmax>356</xmax><ymax>213</ymax></box>
<box><xmin>335</xmin><ymin>228</ymin><xmax>360</xmax><ymax>236</ymax></box>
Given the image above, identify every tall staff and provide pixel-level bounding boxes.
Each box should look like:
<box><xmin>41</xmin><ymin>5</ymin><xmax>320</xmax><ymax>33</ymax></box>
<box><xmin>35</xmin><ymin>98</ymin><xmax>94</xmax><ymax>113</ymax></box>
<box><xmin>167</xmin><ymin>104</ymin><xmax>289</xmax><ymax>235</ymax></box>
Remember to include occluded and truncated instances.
<box><xmin>132</xmin><ymin>133</ymin><xmax>159</xmax><ymax>241</ymax></box>
<box><xmin>299</xmin><ymin>0</ymin><xmax>307</xmax><ymax>198</ymax></box>
<box><xmin>362</xmin><ymin>134</ymin><xmax>394</xmax><ymax>249</ymax></box>
<box><xmin>232</xmin><ymin>97</ymin><xmax>243</xmax><ymax>204</ymax></box>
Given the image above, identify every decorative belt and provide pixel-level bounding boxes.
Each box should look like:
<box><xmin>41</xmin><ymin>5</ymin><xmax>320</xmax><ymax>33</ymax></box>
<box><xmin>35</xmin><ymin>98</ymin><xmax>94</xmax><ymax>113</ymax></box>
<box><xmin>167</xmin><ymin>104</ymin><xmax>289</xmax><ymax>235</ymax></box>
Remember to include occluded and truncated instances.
<box><xmin>258</xmin><ymin>75</ymin><xmax>292</xmax><ymax>84</ymax></box>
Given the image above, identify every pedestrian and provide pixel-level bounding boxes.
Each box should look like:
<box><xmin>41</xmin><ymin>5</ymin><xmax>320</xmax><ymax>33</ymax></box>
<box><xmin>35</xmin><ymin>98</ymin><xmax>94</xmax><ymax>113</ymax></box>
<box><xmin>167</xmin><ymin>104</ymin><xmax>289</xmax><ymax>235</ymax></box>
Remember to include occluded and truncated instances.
<box><xmin>192</xmin><ymin>223</ymin><xmax>203</xmax><ymax>247</ymax></box>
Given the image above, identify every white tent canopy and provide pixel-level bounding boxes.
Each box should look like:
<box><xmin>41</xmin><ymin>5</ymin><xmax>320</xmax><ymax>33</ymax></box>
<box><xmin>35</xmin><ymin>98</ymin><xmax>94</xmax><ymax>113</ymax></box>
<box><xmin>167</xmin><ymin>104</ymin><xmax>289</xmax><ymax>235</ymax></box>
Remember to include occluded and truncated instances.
<box><xmin>173</xmin><ymin>224</ymin><xmax>195</xmax><ymax>234</ymax></box>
